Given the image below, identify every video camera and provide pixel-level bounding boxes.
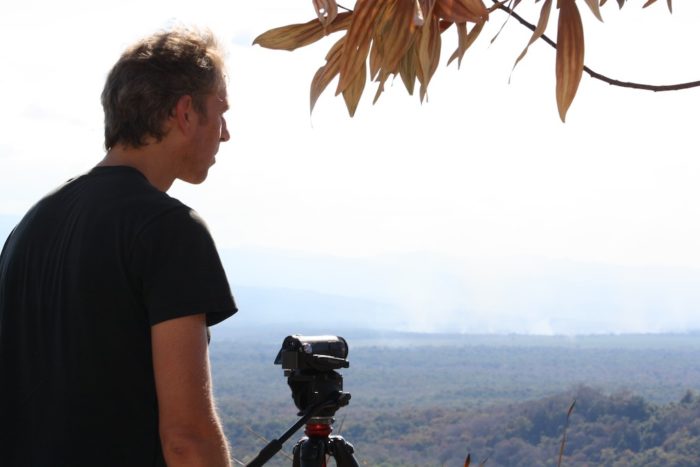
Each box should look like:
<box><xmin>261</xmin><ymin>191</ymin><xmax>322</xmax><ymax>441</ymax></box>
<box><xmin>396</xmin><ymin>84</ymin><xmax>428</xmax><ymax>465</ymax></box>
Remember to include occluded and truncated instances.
<box><xmin>275</xmin><ymin>334</ymin><xmax>349</xmax><ymax>372</ymax></box>
<box><xmin>274</xmin><ymin>335</ymin><xmax>350</xmax><ymax>417</ymax></box>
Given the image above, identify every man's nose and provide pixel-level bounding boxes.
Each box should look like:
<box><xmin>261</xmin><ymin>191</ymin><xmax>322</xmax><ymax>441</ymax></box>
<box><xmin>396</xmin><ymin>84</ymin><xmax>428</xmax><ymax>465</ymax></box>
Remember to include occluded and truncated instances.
<box><xmin>220</xmin><ymin>117</ymin><xmax>230</xmax><ymax>142</ymax></box>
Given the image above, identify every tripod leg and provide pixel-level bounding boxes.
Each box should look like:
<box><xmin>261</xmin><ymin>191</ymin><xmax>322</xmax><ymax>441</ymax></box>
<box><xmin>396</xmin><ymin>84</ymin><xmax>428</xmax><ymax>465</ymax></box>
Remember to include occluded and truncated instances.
<box><xmin>292</xmin><ymin>440</ymin><xmax>301</xmax><ymax>467</ymax></box>
<box><xmin>327</xmin><ymin>436</ymin><xmax>360</xmax><ymax>467</ymax></box>
<box><xmin>295</xmin><ymin>436</ymin><xmax>328</xmax><ymax>467</ymax></box>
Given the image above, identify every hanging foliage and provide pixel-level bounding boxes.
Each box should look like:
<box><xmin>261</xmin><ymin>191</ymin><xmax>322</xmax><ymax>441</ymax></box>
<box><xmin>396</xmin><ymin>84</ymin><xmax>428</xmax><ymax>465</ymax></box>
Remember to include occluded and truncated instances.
<box><xmin>254</xmin><ymin>0</ymin><xmax>674</xmax><ymax>121</ymax></box>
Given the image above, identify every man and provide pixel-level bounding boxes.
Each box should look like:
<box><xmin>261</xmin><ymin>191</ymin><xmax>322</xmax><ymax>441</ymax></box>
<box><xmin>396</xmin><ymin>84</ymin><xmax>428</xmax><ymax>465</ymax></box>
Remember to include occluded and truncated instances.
<box><xmin>0</xmin><ymin>29</ymin><xmax>237</xmax><ymax>466</ymax></box>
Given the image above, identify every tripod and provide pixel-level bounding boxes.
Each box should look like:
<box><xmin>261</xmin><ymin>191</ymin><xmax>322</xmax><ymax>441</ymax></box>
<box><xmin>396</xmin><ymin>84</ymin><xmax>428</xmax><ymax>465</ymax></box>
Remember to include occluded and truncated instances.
<box><xmin>247</xmin><ymin>335</ymin><xmax>359</xmax><ymax>466</ymax></box>
<box><xmin>292</xmin><ymin>415</ymin><xmax>359</xmax><ymax>467</ymax></box>
<box><xmin>246</xmin><ymin>391</ymin><xmax>359</xmax><ymax>467</ymax></box>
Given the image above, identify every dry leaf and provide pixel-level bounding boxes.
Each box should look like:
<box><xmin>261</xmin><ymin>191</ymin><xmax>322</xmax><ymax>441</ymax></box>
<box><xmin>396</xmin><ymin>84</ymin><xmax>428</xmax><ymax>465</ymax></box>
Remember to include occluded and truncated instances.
<box><xmin>414</xmin><ymin>0</ymin><xmax>426</xmax><ymax>26</ymax></box>
<box><xmin>371</xmin><ymin>0</ymin><xmax>418</xmax><ymax>104</ymax></box>
<box><xmin>600</xmin><ymin>0</ymin><xmax>625</xmax><ymax>8</ymax></box>
<box><xmin>489</xmin><ymin>4</ymin><xmax>513</xmax><ymax>46</ymax></box>
<box><xmin>555</xmin><ymin>0</ymin><xmax>585</xmax><ymax>122</ymax></box>
<box><xmin>418</xmin><ymin>0</ymin><xmax>437</xmax><ymax>19</ymax></box>
<box><xmin>310</xmin><ymin>37</ymin><xmax>346</xmax><ymax>112</ymax></box>
<box><xmin>380</xmin><ymin>0</ymin><xmax>418</xmax><ymax>73</ymax></box>
<box><xmin>253</xmin><ymin>12</ymin><xmax>351</xmax><ymax>51</ymax></box>
<box><xmin>448</xmin><ymin>20</ymin><xmax>484</xmax><ymax>67</ymax></box>
<box><xmin>342</xmin><ymin>61</ymin><xmax>367</xmax><ymax>116</ymax></box>
<box><xmin>510</xmin><ymin>0</ymin><xmax>552</xmax><ymax>76</ymax></box>
<box><xmin>313</xmin><ymin>0</ymin><xmax>338</xmax><ymax>28</ymax></box>
<box><xmin>582</xmin><ymin>0</ymin><xmax>603</xmax><ymax>21</ymax></box>
<box><xmin>642</xmin><ymin>0</ymin><xmax>672</xmax><ymax>11</ymax></box>
<box><xmin>368</xmin><ymin>0</ymin><xmax>396</xmax><ymax>79</ymax></box>
<box><xmin>336</xmin><ymin>0</ymin><xmax>385</xmax><ymax>94</ymax></box>
<box><xmin>372</xmin><ymin>70</ymin><xmax>389</xmax><ymax>104</ymax></box>
<box><xmin>434</xmin><ymin>0</ymin><xmax>489</xmax><ymax>23</ymax></box>
<box><xmin>369</xmin><ymin>37</ymin><xmax>382</xmax><ymax>81</ymax></box>
<box><xmin>418</xmin><ymin>16</ymin><xmax>442</xmax><ymax>102</ymax></box>
<box><xmin>368</xmin><ymin>0</ymin><xmax>398</xmax><ymax>80</ymax></box>
<box><xmin>448</xmin><ymin>22</ymin><xmax>468</xmax><ymax>67</ymax></box>
<box><xmin>399</xmin><ymin>42</ymin><xmax>418</xmax><ymax>95</ymax></box>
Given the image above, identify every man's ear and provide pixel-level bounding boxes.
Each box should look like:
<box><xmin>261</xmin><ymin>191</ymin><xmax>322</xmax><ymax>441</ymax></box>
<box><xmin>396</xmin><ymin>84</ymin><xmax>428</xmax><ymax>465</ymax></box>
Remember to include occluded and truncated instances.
<box><xmin>172</xmin><ymin>95</ymin><xmax>195</xmax><ymax>135</ymax></box>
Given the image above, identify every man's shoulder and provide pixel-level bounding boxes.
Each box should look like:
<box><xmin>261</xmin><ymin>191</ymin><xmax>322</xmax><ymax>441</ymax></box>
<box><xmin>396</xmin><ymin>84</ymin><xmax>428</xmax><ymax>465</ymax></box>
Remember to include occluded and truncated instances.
<box><xmin>12</xmin><ymin>167</ymin><xmax>189</xmax><ymax>244</ymax></box>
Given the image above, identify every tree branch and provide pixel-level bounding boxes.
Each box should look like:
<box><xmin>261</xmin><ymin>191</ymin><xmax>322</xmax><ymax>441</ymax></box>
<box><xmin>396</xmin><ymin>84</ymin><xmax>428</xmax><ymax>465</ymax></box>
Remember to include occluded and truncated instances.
<box><xmin>492</xmin><ymin>0</ymin><xmax>700</xmax><ymax>92</ymax></box>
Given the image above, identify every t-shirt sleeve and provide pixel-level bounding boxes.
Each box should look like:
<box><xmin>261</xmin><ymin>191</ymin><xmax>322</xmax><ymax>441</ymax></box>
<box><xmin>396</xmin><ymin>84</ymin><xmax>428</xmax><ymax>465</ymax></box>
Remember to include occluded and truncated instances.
<box><xmin>131</xmin><ymin>206</ymin><xmax>237</xmax><ymax>327</ymax></box>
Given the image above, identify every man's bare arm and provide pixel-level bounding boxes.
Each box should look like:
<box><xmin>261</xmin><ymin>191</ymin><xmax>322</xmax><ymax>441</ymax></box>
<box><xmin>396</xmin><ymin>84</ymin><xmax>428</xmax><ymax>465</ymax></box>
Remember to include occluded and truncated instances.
<box><xmin>151</xmin><ymin>313</ymin><xmax>232</xmax><ymax>467</ymax></box>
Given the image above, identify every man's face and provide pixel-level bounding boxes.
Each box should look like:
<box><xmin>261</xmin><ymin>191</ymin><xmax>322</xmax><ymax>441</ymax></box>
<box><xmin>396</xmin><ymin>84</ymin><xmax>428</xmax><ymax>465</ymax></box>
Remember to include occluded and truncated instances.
<box><xmin>180</xmin><ymin>86</ymin><xmax>230</xmax><ymax>184</ymax></box>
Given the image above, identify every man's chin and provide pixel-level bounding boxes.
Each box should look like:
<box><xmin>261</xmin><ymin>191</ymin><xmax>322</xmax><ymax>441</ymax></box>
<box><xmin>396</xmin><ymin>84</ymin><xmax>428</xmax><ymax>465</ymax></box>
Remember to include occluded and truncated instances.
<box><xmin>180</xmin><ymin>171</ymin><xmax>209</xmax><ymax>185</ymax></box>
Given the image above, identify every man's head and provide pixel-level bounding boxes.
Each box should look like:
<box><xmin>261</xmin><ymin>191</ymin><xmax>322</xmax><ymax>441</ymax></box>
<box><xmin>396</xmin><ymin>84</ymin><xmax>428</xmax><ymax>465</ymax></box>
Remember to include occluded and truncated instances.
<box><xmin>102</xmin><ymin>28</ymin><xmax>227</xmax><ymax>150</ymax></box>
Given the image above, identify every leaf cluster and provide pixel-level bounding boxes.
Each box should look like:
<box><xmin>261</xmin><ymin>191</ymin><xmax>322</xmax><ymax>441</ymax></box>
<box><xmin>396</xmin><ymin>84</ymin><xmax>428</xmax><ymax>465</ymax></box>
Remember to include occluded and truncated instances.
<box><xmin>254</xmin><ymin>0</ymin><xmax>674</xmax><ymax>121</ymax></box>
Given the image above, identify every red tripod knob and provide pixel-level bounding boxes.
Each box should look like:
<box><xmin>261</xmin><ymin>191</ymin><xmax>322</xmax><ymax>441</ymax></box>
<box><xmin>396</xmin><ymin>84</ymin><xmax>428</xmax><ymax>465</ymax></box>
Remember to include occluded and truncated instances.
<box><xmin>305</xmin><ymin>422</ymin><xmax>333</xmax><ymax>438</ymax></box>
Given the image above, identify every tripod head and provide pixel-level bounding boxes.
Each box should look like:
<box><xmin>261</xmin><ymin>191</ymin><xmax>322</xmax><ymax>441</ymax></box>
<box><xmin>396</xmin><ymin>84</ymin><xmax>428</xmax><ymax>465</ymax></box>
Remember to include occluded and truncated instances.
<box><xmin>274</xmin><ymin>335</ymin><xmax>350</xmax><ymax>417</ymax></box>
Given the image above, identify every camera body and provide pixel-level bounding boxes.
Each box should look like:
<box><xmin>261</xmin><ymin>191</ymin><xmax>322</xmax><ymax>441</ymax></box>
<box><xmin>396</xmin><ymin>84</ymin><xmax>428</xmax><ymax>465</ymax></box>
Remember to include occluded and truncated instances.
<box><xmin>274</xmin><ymin>335</ymin><xmax>350</xmax><ymax>417</ymax></box>
<box><xmin>275</xmin><ymin>334</ymin><xmax>349</xmax><ymax>373</ymax></box>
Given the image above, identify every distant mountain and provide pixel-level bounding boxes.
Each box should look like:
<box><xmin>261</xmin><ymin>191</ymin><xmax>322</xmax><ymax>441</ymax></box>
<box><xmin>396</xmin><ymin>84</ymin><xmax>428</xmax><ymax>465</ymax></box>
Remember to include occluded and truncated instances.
<box><xmin>218</xmin><ymin>285</ymin><xmax>402</xmax><ymax>334</ymax></box>
<box><xmin>218</xmin><ymin>247</ymin><xmax>700</xmax><ymax>335</ymax></box>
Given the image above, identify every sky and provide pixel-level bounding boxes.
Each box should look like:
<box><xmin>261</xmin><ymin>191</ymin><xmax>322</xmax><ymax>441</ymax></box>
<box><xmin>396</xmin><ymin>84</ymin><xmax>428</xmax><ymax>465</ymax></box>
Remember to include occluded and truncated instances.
<box><xmin>1</xmin><ymin>0</ymin><xmax>699</xmax><ymax>334</ymax></box>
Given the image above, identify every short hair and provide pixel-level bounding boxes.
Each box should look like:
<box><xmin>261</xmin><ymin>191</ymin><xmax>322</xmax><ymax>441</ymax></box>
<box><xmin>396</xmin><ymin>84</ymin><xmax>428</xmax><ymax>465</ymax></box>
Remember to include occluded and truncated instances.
<box><xmin>101</xmin><ymin>28</ymin><xmax>226</xmax><ymax>150</ymax></box>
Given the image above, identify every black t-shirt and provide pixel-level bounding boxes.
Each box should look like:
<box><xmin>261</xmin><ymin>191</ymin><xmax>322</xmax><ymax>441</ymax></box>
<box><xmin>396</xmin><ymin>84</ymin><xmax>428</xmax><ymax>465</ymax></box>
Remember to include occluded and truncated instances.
<box><xmin>0</xmin><ymin>166</ymin><xmax>237</xmax><ymax>466</ymax></box>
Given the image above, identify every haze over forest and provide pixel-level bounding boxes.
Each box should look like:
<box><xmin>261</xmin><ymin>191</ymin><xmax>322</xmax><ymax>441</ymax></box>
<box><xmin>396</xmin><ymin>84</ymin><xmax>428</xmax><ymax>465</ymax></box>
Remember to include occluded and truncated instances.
<box><xmin>2</xmin><ymin>214</ymin><xmax>699</xmax><ymax>336</ymax></box>
<box><xmin>218</xmin><ymin>247</ymin><xmax>700</xmax><ymax>335</ymax></box>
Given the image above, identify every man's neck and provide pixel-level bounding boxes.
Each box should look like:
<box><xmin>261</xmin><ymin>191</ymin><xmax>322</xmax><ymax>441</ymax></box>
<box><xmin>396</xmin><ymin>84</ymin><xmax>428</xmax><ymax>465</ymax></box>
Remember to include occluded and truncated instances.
<box><xmin>99</xmin><ymin>144</ymin><xmax>176</xmax><ymax>192</ymax></box>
